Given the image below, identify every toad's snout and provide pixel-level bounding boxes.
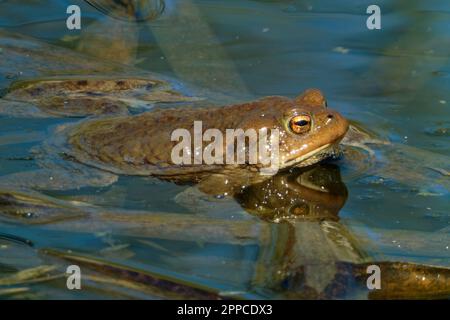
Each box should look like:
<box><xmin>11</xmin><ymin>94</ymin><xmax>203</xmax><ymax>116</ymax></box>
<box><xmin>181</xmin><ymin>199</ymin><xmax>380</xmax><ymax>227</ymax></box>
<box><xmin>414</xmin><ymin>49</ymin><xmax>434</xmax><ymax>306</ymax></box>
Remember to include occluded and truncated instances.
<box><xmin>314</xmin><ymin>110</ymin><xmax>349</xmax><ymax>143</ymax></box>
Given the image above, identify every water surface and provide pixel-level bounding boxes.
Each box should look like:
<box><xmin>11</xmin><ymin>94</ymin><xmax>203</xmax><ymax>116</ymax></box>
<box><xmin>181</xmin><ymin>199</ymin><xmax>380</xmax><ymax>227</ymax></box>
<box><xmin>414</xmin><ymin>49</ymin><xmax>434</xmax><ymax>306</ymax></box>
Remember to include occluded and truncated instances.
<box><xmin>0</xmin><ymin>0</ymin><xmax>449</xmax><ymax>299</ymax></box>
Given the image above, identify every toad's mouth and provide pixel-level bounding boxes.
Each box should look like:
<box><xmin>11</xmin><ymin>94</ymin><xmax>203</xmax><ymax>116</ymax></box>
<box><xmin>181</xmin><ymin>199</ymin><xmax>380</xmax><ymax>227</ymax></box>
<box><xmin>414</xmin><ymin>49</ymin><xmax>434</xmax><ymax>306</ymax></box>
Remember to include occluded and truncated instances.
<box><xmin>281</xmin><ymin>142</ymin><xmax>340</xmax><ymax>169</ymax></box>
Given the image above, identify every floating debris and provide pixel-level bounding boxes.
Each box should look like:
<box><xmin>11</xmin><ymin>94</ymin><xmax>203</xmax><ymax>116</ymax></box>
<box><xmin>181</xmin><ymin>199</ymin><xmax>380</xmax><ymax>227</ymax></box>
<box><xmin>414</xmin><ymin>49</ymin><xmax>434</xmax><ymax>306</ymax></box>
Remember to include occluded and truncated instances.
<box><xmin>99</xmin><ymin>243</ymin><xmax>135</xmax><ymax>260</ymax></box>
<box><xmin>0</xmin><ymin>190</ymin><xmax>87</xmax><ymax>225</ymax></box>
<box><xmin>427</xmin><ymin>167</ymin><xmax>450</xmax><ymax>177</ymax></box>
<box><xmin>41</xmin><ymin>248</ymin><xmax>237</xmax><ymax>300</ymax></box>
<box><xmin>417</xmin><ymin>191</ymin><xmax>444</xmax><ymax>197</ymax></box>
<box><xmin>60</xmin><ymin>35</ymin><xmax>79</xmax><ymax>43</ymax></box>
<box><xmin>0</xmin><ymin>265</ymin><xmax>57</xmax><ymax>286</ymax></box>
<box><xmin>100</xmin><ymin>243</ymin><xmax>130</xmax><ymax>254</ymax></box>
<box><xmin>0</xmin><ymin>287</ymin><xmax>29</xmax><ymax>296</ymax></box>
<box><xmin>333</xmin><ymin>46</ymin><xmax>350</xmax><ymax>54</ymax></box>
<box><xmin>425</xmin><ymin>127</ymin><xmax>449</xmax><ymax>137</ymax></box>
<box><xmin>0</xmin><ymin>233</ymin><xmax>34</xmax><ymax>247</ymax></box>
<box><xmin>138</xmin><ymin>239</ymin><xmax>171</xmax><ymax>253</ymax></box>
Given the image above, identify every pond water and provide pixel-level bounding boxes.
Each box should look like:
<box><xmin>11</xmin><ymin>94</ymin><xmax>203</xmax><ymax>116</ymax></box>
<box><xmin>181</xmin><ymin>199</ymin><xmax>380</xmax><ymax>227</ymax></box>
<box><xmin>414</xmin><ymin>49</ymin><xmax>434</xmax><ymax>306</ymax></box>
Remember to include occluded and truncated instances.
<box><xmin>0</xmin><ymin>0</ymin><xmax>448</xmax><ymax>299</ymax></box>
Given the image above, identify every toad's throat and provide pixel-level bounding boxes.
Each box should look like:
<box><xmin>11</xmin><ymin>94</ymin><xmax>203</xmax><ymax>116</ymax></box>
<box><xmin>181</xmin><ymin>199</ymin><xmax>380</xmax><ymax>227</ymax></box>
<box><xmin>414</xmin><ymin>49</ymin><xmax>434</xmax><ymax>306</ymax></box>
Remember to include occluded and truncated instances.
<box><xmin>281</xmin><ymin>143</ymin><xmax>339</xmax><ymax>169</ymax></box>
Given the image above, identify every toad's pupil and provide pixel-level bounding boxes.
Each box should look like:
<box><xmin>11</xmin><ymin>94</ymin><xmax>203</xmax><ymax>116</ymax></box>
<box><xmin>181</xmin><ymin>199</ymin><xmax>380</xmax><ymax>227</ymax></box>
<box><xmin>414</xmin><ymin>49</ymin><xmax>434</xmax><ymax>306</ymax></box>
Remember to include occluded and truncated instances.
<box><xmin>295</xmin><ymin>120</ymin><xmax>309</xmax><ymax>126</ymax></box>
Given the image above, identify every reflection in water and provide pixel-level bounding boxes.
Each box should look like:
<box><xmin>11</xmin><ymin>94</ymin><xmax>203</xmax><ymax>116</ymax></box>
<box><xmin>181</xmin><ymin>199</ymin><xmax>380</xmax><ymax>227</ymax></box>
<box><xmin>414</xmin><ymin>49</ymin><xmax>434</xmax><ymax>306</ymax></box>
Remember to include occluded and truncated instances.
<box><xmin>84</xmin><ymin>0</ymin><xmax>166</xmax><ymax>22</ymax></box>
<box><xmin>235</xmin><ymin>164</ymin><xmax>347</xmax><ymax>222</ymax></box>
<box><xmin>1</xmin><ymin>164</ymin><xmax>449</xmax><ymax>299</ymax></box>
<box><xmin>79</xmin><ymin>1</ymin><xmax>167</xmax><ymax>64</ymax></box>
<box><xmin>81</xmin><ymin>0</ymin><xmax>250</xmax><ymax>99</ymax></box>
<box><xmin>246</xmin><ymin>164</ymin><xmax>365</xmax><ymax>298</ymax></box>
<box><xmin>243</xmin><ymin>165</ymin><xmax>450</xmax><ymax>299</ymax></box>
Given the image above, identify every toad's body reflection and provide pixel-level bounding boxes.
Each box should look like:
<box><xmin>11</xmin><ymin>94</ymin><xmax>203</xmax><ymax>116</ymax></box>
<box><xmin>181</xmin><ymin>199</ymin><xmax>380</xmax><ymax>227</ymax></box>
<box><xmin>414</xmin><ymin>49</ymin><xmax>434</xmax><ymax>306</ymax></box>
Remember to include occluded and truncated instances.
<box><xmin>235</xmin><ymin>165</ymin><xmax>449</xmax><ymax>299</ymax></box>
<box><xmin>235</xmin><ymin>164</ymin><xmax>347</xmax><ymax>223</ymax></box>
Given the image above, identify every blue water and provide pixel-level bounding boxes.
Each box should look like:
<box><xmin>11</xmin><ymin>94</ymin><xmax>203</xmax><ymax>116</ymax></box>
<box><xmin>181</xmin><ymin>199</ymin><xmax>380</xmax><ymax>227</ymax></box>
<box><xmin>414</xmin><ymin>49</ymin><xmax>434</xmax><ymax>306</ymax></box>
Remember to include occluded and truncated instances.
<box><xmin>0</xmin><ymin>0</ymin><xmax>449</xmax><ymax>299</ymax></box>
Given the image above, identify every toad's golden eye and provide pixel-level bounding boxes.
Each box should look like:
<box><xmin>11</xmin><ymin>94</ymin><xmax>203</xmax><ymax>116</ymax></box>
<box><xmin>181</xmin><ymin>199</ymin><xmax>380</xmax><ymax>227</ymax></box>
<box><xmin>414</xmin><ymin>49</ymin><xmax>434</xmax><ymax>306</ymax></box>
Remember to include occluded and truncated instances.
<box><xmin>289</xmin><ymin>115</ymin><xmax>311</xmax><ymax>134</ymax></box>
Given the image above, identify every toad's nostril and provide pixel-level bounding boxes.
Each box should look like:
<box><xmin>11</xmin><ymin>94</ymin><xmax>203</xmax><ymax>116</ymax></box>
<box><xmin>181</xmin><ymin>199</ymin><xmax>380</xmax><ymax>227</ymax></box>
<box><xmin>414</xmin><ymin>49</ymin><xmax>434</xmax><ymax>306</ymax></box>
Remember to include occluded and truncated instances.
<box><xmin>327</xmin><ymin>114</ymin><xmax>334</xmax><ymax>119</ymax></box>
